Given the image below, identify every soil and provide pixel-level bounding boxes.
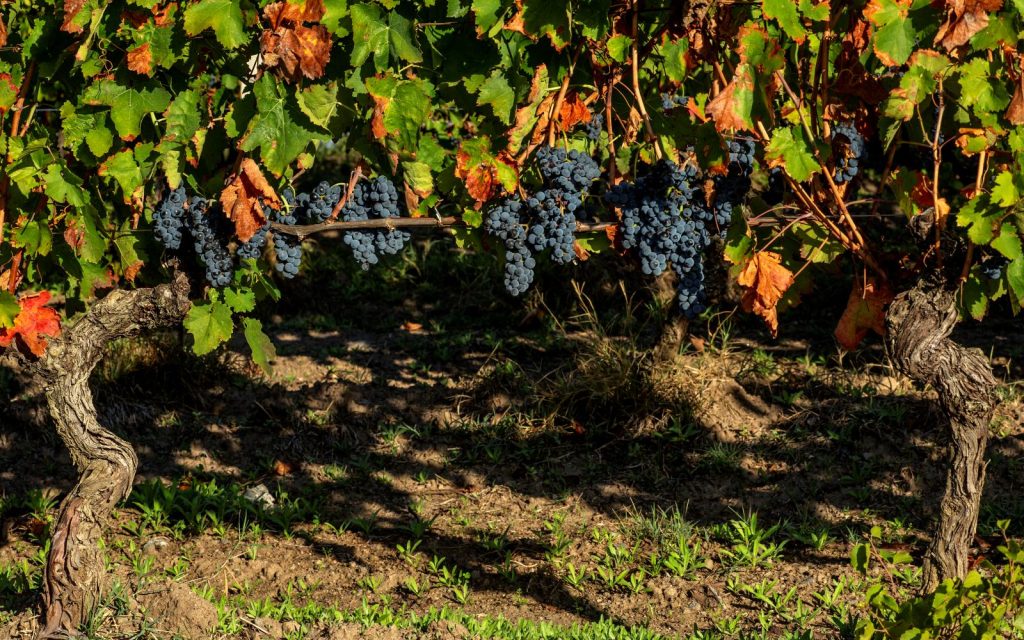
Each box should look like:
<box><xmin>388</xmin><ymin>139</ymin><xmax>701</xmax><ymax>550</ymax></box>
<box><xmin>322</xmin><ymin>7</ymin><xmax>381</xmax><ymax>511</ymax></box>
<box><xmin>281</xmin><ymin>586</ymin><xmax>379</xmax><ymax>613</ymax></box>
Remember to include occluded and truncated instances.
<box><xmin>0</xmin><ymin>267</ymin><xmax>1022</xmax><ymax>639</ymax></box>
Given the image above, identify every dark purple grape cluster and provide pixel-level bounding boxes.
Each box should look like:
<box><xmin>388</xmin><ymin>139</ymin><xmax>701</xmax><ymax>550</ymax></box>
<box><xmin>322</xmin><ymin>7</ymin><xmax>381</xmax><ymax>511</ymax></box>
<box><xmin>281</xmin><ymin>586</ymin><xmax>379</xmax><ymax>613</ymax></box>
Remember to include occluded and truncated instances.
<box><xmin>526</xmin><ymin>146</ymin><xmax>601</xmax><ymax>265</ymax></box>
<box><xmin>187</xmin><ymin>197</ymin><xmax>234</xmax><ymax>288</ymax></box>
<box><xmin>606</xmin><ymin>159</ymin><xmax>719</xmax><ymax>317</ymax></box>
<box><xmin>584</xmin><ymin>112</ymin><xmax>604</xmax><ymax>141</ymax></box>
<box><xmin>237</xmin><ymin>220</ymin><xmax>270</xmax><ymax>260</ymax></box>
<box><xmin>832</xmin><ymin>122</ymin><xmax>865</xmax><ymax>184</ymax></box>
<box><xmin>340</xmin><ymin>176</ymin><xmax>410</xmax><ymax>270</ymax></box>
<box><xmin>764</xmin><ymin>167</ymin><xmax>786</xmax><ymax>206</ymax></box>
<box><xmin>306</xmin><ymin>181</ymin><xmax>342</xmax><ymax>223</ymax></box>
<box><xmin>980</xmin><ymin>256</ymin><xmax>1006</xmax><ymax>280</ymax></box>
<box><xmin>485</xmin><ymin>198</ymin><xmax>535</xmax><ymax>296</ymax></box>
<box><xmin>270</xmin><ymin>206</ymin><xmax>302</xmax><ymax>279</ymax></box>
<box><xmin>153</xmin><ymin>186</ymin><xmax>187</xmax><ymax>250</ymax></box>
<box><xmin>712</xmin><ymin>137</ymin><xmax>755</xmax><ymax>235</ymax></box>
<box><xmin>660</xmin><ymin>93</ymin><xmax>689</xmax><ymax>112</ymax></box>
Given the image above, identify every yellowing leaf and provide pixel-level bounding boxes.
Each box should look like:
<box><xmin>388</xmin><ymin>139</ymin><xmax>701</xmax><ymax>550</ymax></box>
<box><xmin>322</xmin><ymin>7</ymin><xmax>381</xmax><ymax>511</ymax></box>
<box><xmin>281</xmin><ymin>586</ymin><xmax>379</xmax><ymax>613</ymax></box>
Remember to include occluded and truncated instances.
<box><xmin>737</xmin><ymin>251</ymin><xmax>794</xmax><ymax>337</ymax></box>
<box><xmin>834</xmin><ymin>276</ymin><xmax>894</xmax><ymax>351</ymax></box>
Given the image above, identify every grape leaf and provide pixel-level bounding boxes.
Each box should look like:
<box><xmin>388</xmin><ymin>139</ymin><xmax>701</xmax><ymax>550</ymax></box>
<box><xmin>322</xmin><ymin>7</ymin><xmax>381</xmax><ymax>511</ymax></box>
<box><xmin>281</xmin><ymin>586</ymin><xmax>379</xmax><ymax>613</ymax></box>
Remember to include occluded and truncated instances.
<box><xmin>477</xmin><ymin>73</ymin><xmax>514</xmax><ymax>125</ymax></box>
<box><xmin>240</xmin><ymin>76</ymin><xmax>328</xmax><ymax>176</ymax></box>
<box><xmin>737</xmin><ymin>251</ymin><xmax>795</xmax><ymax>337</ymax></box>
<box><xmin>243</xmin><ymin>317</ymin><xmax>277</xmax><ymax>375</ymax></box>
<box><xmin>184</xmin><ymin>295</ymin><xmax>234</xmax><ymax>356</ymax></box>
<box><xmin>183</xmin><ymin>0</ymin><xmax>247</xmax><ymax>49</ymax></box>
<box><xmin>520</xmin><ymin>0</ymin><xmax>569</xmax><ymax>50</ymax></box>
<box><xmin>0</xmin><ymin>291</ymin><xmax>62</xmax><ymax>357</ymax></box>
<box><xmin>992</xmin><ymin>223</ymin><xmax>1023</xmax><ymax>260</ymax></box>
<box><xmin>350</xmin><ymin>3</ymin><xmax>422</xmax><ymax>71</ymax></box>
<box><xmin>935</xmin><ymin>0</ymin><xmax>1003</xmax><ymax>51</ymax></box>
<box><xmin>865</xmin><ymin>0</ymin><xmax>915</xmax><ymax>66</ymax></box>
<box><xmin>98</xmin><ymin>149</ymin><xmax>144</xmax><ymax>207</ymax></box>
<box><xmin>608</xmin><ymin>35</ymin><xmax>633</xmax><ymax>65</ymax></box>
<box><xmin>765</xmin><ymin>126</ymin><xmax>820</xmax><ymax>181</ymax></box>
<box><xmin>992</xmin><ymin>170</ymin><xmax>1021</xmax><ymax>206</ymax></box>
<box><xmin>296</xmin><ymin>82</ymin><xmax>339</xmax><ymax>130</ymax></box>
<box><xmin>0</xmin><ymin>291</ymin><xmax>18</xmax><ymax>328</ymax></box>
<box><xmin>82</xmin><ymin>79</ymin><xmax>171</xmax><ymax>141</ymax></box>
<box><xmin>764</xmin><ymin>0</ymin><xmax>806</xmax><ymax>42</ymax></box>
<box><xmin>220</xmin><ymin>158</ymin><xmax>281</xmax><ymax>242</ymax></box>
<box><xmin>834</xmin><ymin>275</ymin><xmax>894</xmax><ymax>350</ymax></box>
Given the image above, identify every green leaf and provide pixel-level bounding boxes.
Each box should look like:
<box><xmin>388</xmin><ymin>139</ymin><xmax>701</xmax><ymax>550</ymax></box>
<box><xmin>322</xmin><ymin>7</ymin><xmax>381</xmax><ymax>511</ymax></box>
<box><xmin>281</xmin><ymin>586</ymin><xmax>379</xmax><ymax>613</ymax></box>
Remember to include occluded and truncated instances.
<box><xmin>224</xmin><ymin>287</ymin><xmax>256</xmax><ymax>313</ymax></box>
<box><xmin>962</xmin><ymin>272</ymin><xmax>989</xmax><ymax>321</ymax></box>
<box><xmin>866</xmin><ymin>0</ymin><xmax>916</xmax><ymax>66</ymax></box>
<box><xmin>98</xmin><ymin>150</ymin><xmax>144</xmax><ymax>204</ymax></box>
<box><xmin>765</xmin><ymin>126</ymin><xmax>820</xmax><ymax>181</ymax></box>
<box><xmin>958</xmin><ymin>58</ymin><xmax>1011</xmax><ymax>117</ymax></box>
<box><xmin>472</xmin><ymin>0</ymin><xmax>504</xmax><ymax>36</ymax></box>
<box><xmin>240</xmin><ymin>76</ymin><xmax>328</xmax><ymax>177</ymax></box>
<box><xmin>1007</xmin><ymin>257</ymin><xmax>1024</xmax><ymax>302</ymax></box>
<box><xmin>296</xmin><ymin>83</ymin><xmax>340</xmax><ymax>130</ymax></box>
<box><xmin>44</xmin><ymin>164</ymin><xmax>90</xmax><ymax>208</ymax></box>
<box><xmin>0</xmin><ymin>291</ymin><xmax>19</xmax><ymax>328</ymax></box>
<box><xmin>764</xmin><ymin>0</ymin><xmax>806</xmax><ymax>41</ymax></box>
<box><xmin>184</xmin><ymin>295</ymin><xmax>234</xmax><ymax>356</ymax></box>
<box><xmin>520</xmin><ymin>0</ymin><xmax>569</xmax><ymax>50</ymax></box>
<box><xmin>351</xmin><ymin>4</ymin><xmax>422</xmax><ymax>71</ymax></box>
<box><xmin>608</xmin><ymin>35</ymin><xmax>633</xmax><ymax>65</ymax></box>
<box><xmin>851</xmin><ymin>542</ymin><xmax>870</xmax><ymax>573</ymax></box>
<box><xmin>16</xmin><ymin>221</ymin><xmax>52</xmax><ymax>256</ymax></box>
<box><xmin>365</xmin><ymin>74</ymin><xmax>433</xmax><ymax>154</ymax></box>
<box><xmin>183</xmin><ymin>0</ymin><xmax>246</xmax><ymax>49</ymax></box>
<box><xmin>992</xmin><ymin>171</ymin><xmax>1021</xmax><ymax>207</ymax></box>
<box><xmin>477</xmin><ymin>73</ymin><xmax>514</xmax><ymax>125</ymax></box>
<box><xmin>403</xmin><ymin>161</ymin><xmax>434</xmax><ymax>196</ymax></box>
<box><xmin>957</xmin><ymin>195</ymin><xmax>1001</xmax><ymax>245</ymax></box>
<box><xmin>322</xmin><ymin>0</ymin><xmax>350</xmax><ymax>35</ymax></box>
<box><xmin>85</xmin><ymin>124</ymin><xmax>113</xmax><ymax>157</ymax></box>
<box><xmin>82</xmin><ymin>79</ymin><xmax>171</xmax><ymax>141</ymax></box>
<box><xmin>992</xmin><ymin>223</ymin><xmax>1024</xmax><ymax>261</ymax></box>
<box><xmin>242</xmin><ymin>318</ymin><xmax>277</xmax><ymax>375</ymax></box>
<box><xmin>165</xmin><ymin>89</ymin><xmax>203</xmax><ymax>142</ymax></box>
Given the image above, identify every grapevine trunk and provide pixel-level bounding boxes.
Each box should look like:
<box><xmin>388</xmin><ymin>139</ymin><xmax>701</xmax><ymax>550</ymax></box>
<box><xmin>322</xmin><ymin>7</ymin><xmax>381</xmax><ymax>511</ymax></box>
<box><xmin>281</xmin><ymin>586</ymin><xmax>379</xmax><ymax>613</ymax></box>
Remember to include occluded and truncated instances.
<box><xmin>35</xmin><ymin>273</ymin><xmax>192</xmax><ymax>636</ymax></box>
<box><xmin>884</xmin><ymin>279</ymin><xmax>998</xmax><ymax>591</ymax></box>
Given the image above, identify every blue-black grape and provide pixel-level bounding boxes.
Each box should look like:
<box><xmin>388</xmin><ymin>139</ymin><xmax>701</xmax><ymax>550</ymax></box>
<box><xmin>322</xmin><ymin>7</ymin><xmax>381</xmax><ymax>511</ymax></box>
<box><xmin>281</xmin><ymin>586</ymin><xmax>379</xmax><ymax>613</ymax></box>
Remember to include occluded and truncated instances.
<box><xmin>340</xmin><ymin>175</ymin><xmax>410</xmax><ymax>270</ymax></box>
<box><xmin>270</xmin><ymin>206</ymin><xmax>302</xmax><ymax>278</ymax></box>
<box><xmin>527</xmin><ymin>146</ymin><xmax>601</xmax><ymax>265</ymax></box>
<box><xmin>712</xmin><ymin>137</ymin><xmax>755</xmax><ymax>234</ymax></box>
<box><xmin>606</xmin><ymin>158</ymin><xmax>724</xmax><ymax>317</ymax></box>
<box><xmin>832</xmin><ymin>122</ymin><xmax>865</xmax><ymax>184</ymax></box>
<box><xmin>660</xmin><ymin>93</ymin><xmax>689</xmax><ymax>113</ymax></box>
<box><xmin>186</xmin><ymin>197</ymin><xmax>234</xmax><ymax>288</ymax></box>
<box><xmin>153</xmin><ymin>186</ymin><xmax>187</xmax><ymax>250</ymax></box>
<box><xmin>305</xmin><ymin>181</ymin><xmax>342</xmax><ymax>223</ymax></box>
<box><xmin>584</xmin><ymin>112</ymin><xmax>604</xmax><ymax>141</ymax></box>
<box><xmin>485</xmin><ymin>198</ymin><xmax>535</xmax><ymax>296</ymax></box>
<box><xmin>981</xmin><ymin>257</ymin><xmax>1006</xmax><ymax>280</ymax></box>
<box><xmin>237</xmin><ymin>219</ymin><xmax>270</xmax><ymax>260</ymax></box>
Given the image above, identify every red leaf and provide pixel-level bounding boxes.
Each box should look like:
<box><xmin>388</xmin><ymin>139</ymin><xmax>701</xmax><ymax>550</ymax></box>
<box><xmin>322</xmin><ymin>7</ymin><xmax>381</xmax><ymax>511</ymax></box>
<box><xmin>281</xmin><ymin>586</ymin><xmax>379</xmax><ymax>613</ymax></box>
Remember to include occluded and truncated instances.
<box><xmin>127</xmin><ymin>43</ymin><xmax>153</xmax><ymax>76</ymax></box>
<box><xmin>261</xmin><ymin>2</ymin><xmax>331</xmax><ymax>82</ymax></box>
<box><xmin>0</xmin><ymin>291</ymin><xmax>62</xmax><ymax>358</ymax></box>
<box><xmin>705</xmin><ymin>66</ymin><xmax>754</xmax><ymax>132</ymax></box>
<box><xmin>737</xmin><ymin>251</ymin><xmax>794</xmax><ymax>337</ymax></box>
<box><xmin>219</xmin><ymin>159</ymin><xmax>281</xmax><ymax>242</ymax></box>
<box><xmin>558</xmin><ymin>92</ymin><xmax>591</xmax><ymax>132</ymax></box>
<box><xmin>62</xmin><ymin>0</ymin><xmax>88</xmax><ymax>33</ymax></box>
<box><xmin>834</xmin><ymin>275</ymin><xmax>894</xmax><ymax>351</ymax></box>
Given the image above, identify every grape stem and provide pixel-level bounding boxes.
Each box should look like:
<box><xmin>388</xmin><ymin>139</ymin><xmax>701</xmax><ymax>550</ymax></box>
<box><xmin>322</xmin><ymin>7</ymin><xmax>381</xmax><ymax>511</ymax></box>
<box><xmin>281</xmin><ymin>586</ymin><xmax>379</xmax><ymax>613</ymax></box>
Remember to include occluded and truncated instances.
<box><xmin>324</xmin><ymin>166</ymin><xmax>363</xmax><ymax>223</ymax></box>
<box><xmin>631</xmin><ymin>0</ymin><xmax>662</xmax><ymax>161</ymax></box>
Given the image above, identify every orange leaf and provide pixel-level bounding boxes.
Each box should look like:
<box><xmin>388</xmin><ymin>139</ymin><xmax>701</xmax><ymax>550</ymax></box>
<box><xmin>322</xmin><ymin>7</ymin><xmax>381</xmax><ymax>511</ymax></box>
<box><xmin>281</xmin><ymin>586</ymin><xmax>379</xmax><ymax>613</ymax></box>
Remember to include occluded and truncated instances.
<box><xmin>0</xmin><ymin>15</ymin><xmax>8</xmax><ymax>48</ymax></box>
<box><xmin>934</xmin><ymin>0</ymin><xmax>1003</xmax><ymax>51</ymax></box>
<box><xmin>736</xmin><ymin>252</ymin><xmax>794</xmax><ymax>337</ymax></box>
<box><xmin>910</xmin><ymin>173</ymin><xmax>951</xmax><ymax>222</ymax></box>
<box><xmin>219</xmin><ymin>158</ymin><xmax>281</xmax><ymax>243</ymax></box>
<box><xmin>0</xmin><ymin>291</ymin><xmax>62</xmax><ymax>358</ymax></box>
<box><xmin>558</xmin><ymin>92</ymin><xmax>591</xmax><ymax>131</ymax></box>
<box><xmin>1006</xmin><ymin>62</ymin><xmax>1024</xmax><ymax>125</ymax></box>
<box><xmin>455</xmin><ymin>150</ymin><xmax>497</xmax><ymax>205</ymax></box>
<box><xmin>127</xmin><ymin>43</ymin><xmax>153</xmax><ymax>76</ymax></box>
<box><xmin>507</xmin><ymin>65</ymin><xmax>548</xmax><ymax>152</ymax></box>
<box><xmin>260</xmin><ymin>2</ymin><xmax>331</xmax><ymax>82</ymax></box>
<box><xmin>834</xmin><ymin>275</ymin><xmax>894</xmax><ymax>351</ymax></box>
<box><xmin>272</xmin><ymin>459</ymin><xmax>292</xmax><ymax>476</ymax></box>
<box><xmin>401</xmin><ymin>321</ymin><xmax>424</xmax><ymax>332</ymax></box>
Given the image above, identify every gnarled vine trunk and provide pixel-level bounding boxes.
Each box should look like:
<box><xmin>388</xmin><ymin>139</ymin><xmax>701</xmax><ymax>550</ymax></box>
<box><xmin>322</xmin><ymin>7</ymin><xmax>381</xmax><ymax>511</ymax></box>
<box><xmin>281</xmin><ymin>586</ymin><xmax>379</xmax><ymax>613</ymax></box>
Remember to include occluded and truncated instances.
<box><xmin>884</xmin><ymin>278</ymin><xmax>998</xmax><ymax>591</ymax></box>
<box><xmin>35</xmin><ymin>273</ymin><xmax>191</xmax><ymax>637</ymax></box>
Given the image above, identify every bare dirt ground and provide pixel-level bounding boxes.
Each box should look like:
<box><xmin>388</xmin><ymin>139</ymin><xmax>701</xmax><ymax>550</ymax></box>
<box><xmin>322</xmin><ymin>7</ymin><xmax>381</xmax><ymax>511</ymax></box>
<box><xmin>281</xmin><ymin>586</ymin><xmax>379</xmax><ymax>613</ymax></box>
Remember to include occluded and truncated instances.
<box><xmin>1</xmin><ymin>250</ymin><xmax>1022</xmax><ymax>639</ymax></box>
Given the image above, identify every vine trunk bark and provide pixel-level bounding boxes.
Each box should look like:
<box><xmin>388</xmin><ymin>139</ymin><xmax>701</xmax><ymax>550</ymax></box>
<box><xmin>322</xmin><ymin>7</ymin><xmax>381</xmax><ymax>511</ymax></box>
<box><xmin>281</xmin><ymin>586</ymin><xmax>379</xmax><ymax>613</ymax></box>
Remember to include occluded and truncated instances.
<box><xmin>35</xmin><ymin>273</ymin><xmax>191</xmax><ymax>637</ymax></box>
<box><xmin>650</xmin><ymin>270</ymin><xmax>688</xmax><ymax>363</ymax></box>
<box><xmin>884</xmin><ymin>279</ymin><xmax>998</xmax><ymax>591</ymax></box>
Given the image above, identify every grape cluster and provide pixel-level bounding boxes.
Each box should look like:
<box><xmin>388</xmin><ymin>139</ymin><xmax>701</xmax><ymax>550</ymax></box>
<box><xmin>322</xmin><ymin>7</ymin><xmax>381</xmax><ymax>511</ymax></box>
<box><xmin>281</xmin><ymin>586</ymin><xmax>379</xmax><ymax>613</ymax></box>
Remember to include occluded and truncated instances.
<box><xmin>188</xmin><ymin>197</ymin><xmax>235</xmax><ymax>288</ymax></box>
<box><xmin>153</xmin><ymin>187</ymin><xmax>187</xmax><ymax>250</ymax></box>
<box><xmin>981</xmin><ymin>256</ymin><xmax>1007</xmax><ymax>280</ymax></box>
<box><xmin>340</xmin><ymin>176</ymin><xmax>410</xmax><ymax>270</ymax></box>
<box><xmin>606</xmin><ymin>159</ymin><xmax>721</xmax><ymax>317</ymax></box>
<box><xmin>712</xmin><ymin>137</ymin><xmax>755</xmax><ymax>234</ymax></box>
<box><xmin>485</xmin><ymin>198</ymin><xmax>535</xmax><ymax>296</ymax></box>
<box><xmin>584</xmin><ymin>112</ymin><xmax>604</xmax><ymax>141</ymax></box>
<box><xmin>832</xmin><ymin>122</ymin><xmax>864</xmax><ymax>184</ymax></box>
<box><xmin>660</xmin><ymin>93</ymin><xmax>689</xmax><ymax>112</ymax></box>
<box><xmin>764</xmin><ymin>167</ymin><xmax>786</xmax><ymax>206</ymax></box>
<box><xmin>237</xmin><ymin>220</ymin><xmax>270</xmax><ymax>260</ymax></box>
<box><xmin>306</xmin><ymin>181</ymin><xmax>342</xmax><ymax>223</ymax></box>
<box><xmin>525</xmin><ymin>146</ymin><xmax>601</xmax><ymax>264</ymax></box>
<box><xmin>270</xmin><ymin>205</ymin><xmax>303</xmax><ymax>279</ymax></box>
